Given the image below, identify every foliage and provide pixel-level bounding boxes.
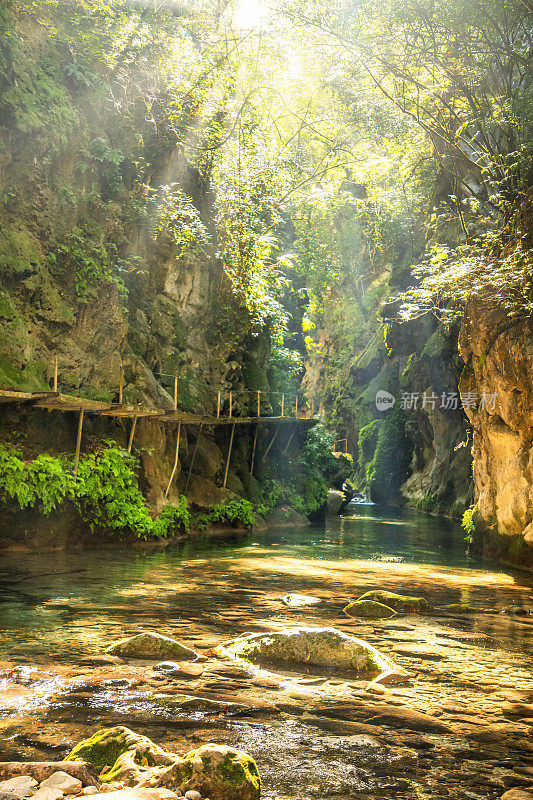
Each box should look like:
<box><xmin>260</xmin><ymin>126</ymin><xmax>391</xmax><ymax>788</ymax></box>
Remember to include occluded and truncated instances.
<box><xmin>148</xmin><ymin>184</ymin><xmax>210</xmax><ymax>258</ymax></box>
<box><xmin>195</xmin><ymin>499</ymin><xmax>256</xmax><ymax>530</ymax></box>
<box><xmin>152</xmin><ymin>496</ymin><xmax>191</xmax><ymax>537</ymax></box>
<box><xmin>0</xmin><ymin>445</ymin><xmax>74</xmax><ymax>515</ymax></box>
<box><xmin>366</xmin><ymin>407</ymin><xmax>412</xmax><ymax>504</ymax></box>
<box><xmin>462</xmin><ymin>504</ymin><xmax>478</xmax><ymax>544</ymax></box>
<box><xmin>0</xmin><ymin>444</ymin><xmax>190</xmax><ymax>539</ymax></box>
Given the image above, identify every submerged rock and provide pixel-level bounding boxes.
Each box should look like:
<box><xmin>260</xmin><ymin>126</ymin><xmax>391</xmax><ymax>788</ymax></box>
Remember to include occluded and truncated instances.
<box><xmin>216</xmin><ymin>626</ymin><xmax>404</xmax><ymax>678</ymax></box>
<box><xmin>356</xmin><ymin>591</ymin><xmax>430</xmax><ymax>613</ymax></box>
<box><xmin>67</xmin><ymin>727</ymin><xmax>260</xmax><ymax>800</ymax></box>
<box><xmin>440</xmin><ymin>603</ymin><xmax>477</xmax><ymax>614</ymax></box>
<box><xmin>105</xmin><ymin>633</ymin><xmax>198</xmax><ymax>660</ymax></box>
<box><xmin>343</xmin><ymin>600</ymin><xmax>397</xmax><ymax>619</ymax></box>
<box><xmin>281</xmin><ymin>594</ymin><xmax>322</xmax><ymax>607</ymax></box>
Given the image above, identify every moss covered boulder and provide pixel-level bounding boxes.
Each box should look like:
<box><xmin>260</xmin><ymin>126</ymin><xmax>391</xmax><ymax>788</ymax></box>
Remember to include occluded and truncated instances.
<box><xmin>105</xmin><ymin>633</ymin><xmax>198</xmax><ymax>660</ymax></box>
<box><xmin>216</xmin><ymin>626</ymin><xmax>401</xmax><ymax>676</ymax></box>
<box><xmin>67</xmin><ymin>726</ymin><xmax>175</xmax><ymax>784</ymax></box>
<box><xmin>356</xmin><ymin>591</ymin><xmax>430</xmax><ymax>613</ymax></box>
<box><xmin>160</xmin><ymin>744</ymin><xmax>260</xmax><ymax>800</ymax></box>
<box><xmin>67</xmin><ymin>728</ymin><xmax>260</xmax><ymax>800</ymax></box>
<box><xmin>343</xmin><ymin>600</ymin><xmax>397</xmax><ymax>619</ymax></box>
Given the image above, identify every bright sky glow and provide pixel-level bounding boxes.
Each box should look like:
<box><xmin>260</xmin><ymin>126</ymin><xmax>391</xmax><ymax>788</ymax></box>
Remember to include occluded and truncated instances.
<box><xmin>232</xmin><ymin>0</ymin><xmax>270</xmax><ymax>30</ymax></box>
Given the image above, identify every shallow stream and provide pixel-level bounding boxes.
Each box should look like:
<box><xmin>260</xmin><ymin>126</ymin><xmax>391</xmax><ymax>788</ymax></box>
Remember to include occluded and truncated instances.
<box><xmin>1</xmin><ymin>505</ymin><xmax>532</xmax><ymax>799</ymax></box>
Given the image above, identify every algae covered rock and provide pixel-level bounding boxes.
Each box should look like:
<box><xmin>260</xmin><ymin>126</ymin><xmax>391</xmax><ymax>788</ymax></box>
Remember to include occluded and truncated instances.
<box><xmin>67</xmin><ymin>726</ymin><xmax>175</xmax><ymax>784</ymax></box>
<box><xmin>343</xmin><ymin>600</ymin><xmax>397</xmax><ymax>619</ymax></box>
<box><xmin>105</xmin><ymin>633</ymin><xmax>198</xmax><ymax>660</ymax></box>
<box><xmin>440</xmin><ymin>603</ymin><xmax>477</xmax><ymax>615</ymax></box>
<box><xmin>67</xmin><ymin>727</ymin><xmax>260</xmax><ymax>800</ymax></box>
<box><xmin>159</xmin><ymin>744</ymin><xmax>260</xmax><ymax>800</ymax></box>
<box><xmin>216</xmin><ymin>626</ymin><xmax>400</xmax><ymax>676</ymax></box>
<box><xmin>356</xmin><ymin>591</ymin><xmax>430</xmax><ymax>613</ymax></box>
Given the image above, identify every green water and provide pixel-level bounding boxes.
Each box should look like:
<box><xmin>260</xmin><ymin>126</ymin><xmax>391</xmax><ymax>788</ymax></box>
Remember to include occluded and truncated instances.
<box><xmin>1</xmin><ymin>506</ymin><xmax>533</xmax><ymax>800</ymax></box>
<box><xmin>0</xmin><ymin>505</ymin><xmax>531</xmax><ymax>663</ymax></box>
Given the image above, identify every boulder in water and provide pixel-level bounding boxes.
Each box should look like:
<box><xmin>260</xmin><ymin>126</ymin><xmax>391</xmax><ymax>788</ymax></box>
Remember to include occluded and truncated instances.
<box><xmin>67</xmin><ymin>727</ymin><xmax>260</xmax><ymax>800</ymax></box>
<box><xmin>215</xmin><ymin>626</ymin><xmax>403</xmax><ymax>677</ymax></box>
<box><xmin>67</xmin><ymin>726</ymin><xmax>175</xmax><ymax>784</ymax></box>
<box><xmin>356</xmin><ymin>591</ymin><xmax>429</xmax><ymax>613</ymax></box>
<box><xmin>158</xmin><ymin>744</ymin><xmax>260</xmax><ymax>800</ymax></box>
<box><xmin>281</xmin><ymin>594</ymin><xmax>322</xmax><ymax>607</ymax></box>
<box><xmin>105</xmin><ymin>633</ymin><xmax>198</xmax><ymax>660</ymax></box>
<box><xmin>343</xmin><ymin>600</ymin><xmax>397</xmax><ymax>619</ymax></box>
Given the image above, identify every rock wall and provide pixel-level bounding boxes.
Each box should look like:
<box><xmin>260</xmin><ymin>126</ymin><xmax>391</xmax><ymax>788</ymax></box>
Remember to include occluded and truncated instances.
<box><xmin>459</xmin><ymin>294</ymin><xmax>533</xmax><ymax>566</ymax></box>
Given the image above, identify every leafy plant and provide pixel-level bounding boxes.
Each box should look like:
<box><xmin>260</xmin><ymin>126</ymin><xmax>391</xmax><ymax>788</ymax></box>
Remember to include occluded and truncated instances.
<box><xmin>0</xmin><ymin>445</ymin><xmax>75</xmax><ymax>515</ymax></box>
<box><xmin>462</xmin><ymin>504</ymin><xmax>478</xmax><ymax>544</ymax></box>
<box><xmin>195</xmin><ymin>499</ymin><xmax>256</xmax><ymax>530</ymax></box>
<box><xmin>0</xmin><ymin>444</ymin><xmax>190</xmax><ymax>539</ymax></box>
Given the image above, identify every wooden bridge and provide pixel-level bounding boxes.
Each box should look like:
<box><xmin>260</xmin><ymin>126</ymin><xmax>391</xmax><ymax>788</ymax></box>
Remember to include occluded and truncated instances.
<box><xmin>0</xmin><ymin>368</ymin><xmax>318</xmax><ymax>496</ymax></box>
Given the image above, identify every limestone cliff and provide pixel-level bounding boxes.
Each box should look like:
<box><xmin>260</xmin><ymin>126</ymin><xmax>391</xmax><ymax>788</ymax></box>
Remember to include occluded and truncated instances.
<box><xmin>459</xmin><ymin>294</ymin><xmax>533</xmax><ymax>566</ymax></box>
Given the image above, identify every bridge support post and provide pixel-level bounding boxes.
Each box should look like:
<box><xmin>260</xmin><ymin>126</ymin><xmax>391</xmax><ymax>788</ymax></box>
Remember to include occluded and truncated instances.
<box><xmin>127</xmin><ymin>413</ymin><xmax>138</xmax><ymax>453</ymax></box>
<box><xmin>262</xmin><ymin>426</ymin><xmax>278</xmax><ymax>462</ymax></box>
<box><xmin>73</xmin><ymin>410</ymin><xmax>84</xmax><ymax>479</ymax></box>
<box><xmin>223</xmin><ymin>423</ymin><xmax>236</xmax><ymax>488</ymax></box>
<box><xmin>185</xmin><ymin>423</ymin><xmax>202</xmax><ymax>493</ymax></box>
<box><xmin>250</xmin><ymin>423</ymin><xmax>258</xmax><ymax>475</ymax></box>
<box><xmin>164</xmin><ymin>421</ymin><xmax>181</xmax><ymax>500</ymax></box>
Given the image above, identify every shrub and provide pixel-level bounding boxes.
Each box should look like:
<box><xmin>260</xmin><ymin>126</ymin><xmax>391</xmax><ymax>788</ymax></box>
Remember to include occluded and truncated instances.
<box><xmin>0</xmin><ymin>444</ymin><xmax>190</xmax><ymax>540</ymax></box>
<box><xmin>195</xmin><ymin>499</ymin><xmax>256</xmax><ymax>530</ymax></box>
<box><xmin>0</xmin><ymin>445</ymin><xmax>74</xmax><ymax>515</ymax></box>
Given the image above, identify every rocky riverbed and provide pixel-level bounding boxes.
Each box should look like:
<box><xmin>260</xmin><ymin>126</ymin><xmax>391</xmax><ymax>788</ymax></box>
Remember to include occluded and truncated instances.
<box><xmin>0</xmin><ymin>518</ymin><xmax>532</xmax><ymax>799</ymax></box>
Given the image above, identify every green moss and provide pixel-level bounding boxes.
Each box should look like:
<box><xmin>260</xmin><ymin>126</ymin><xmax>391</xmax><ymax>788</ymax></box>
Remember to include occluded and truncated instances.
<box><xmin>217</xmin><ymin>752</ymin><xmax>261</xmax><ymax>791</ymax></box>
<box><xmin>421</xmin><ymin>327</ymin><xmax>448</xmax><ymax>359</ymax></box>
<box><xmin>67</xmin><ymin>728</ymin><xmax>132</xmax><ymax>779</ymax></box>
<box><xmin>357</xmin><ymin>590</ymin><xmax>430</xmax><ymax>612</ymax></box>
<box><xmin>0</xmin><ymin>227</ymin><xmax>42</xmax><ymax>277</ymax></box>
<box><xmin>0</xmin><ymin>359</ymin><xmax>48</xmax><ymax>391</ymax></box>
<box><xmin>367</xmin><ymin>405</ymin><xmax>411</xmax><ymax>504</ymax></box>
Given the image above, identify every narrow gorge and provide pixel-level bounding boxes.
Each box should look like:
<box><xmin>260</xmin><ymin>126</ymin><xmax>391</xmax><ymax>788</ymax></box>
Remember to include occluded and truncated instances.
<box><xmin>0</xmin><ymin>2</ymin><xmax>532</xmax><ymax>799</ymax></box>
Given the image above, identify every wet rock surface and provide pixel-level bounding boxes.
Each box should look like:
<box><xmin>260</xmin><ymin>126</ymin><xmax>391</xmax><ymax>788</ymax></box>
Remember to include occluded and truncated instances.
<box><xmin>0</xmin><ymin>528</ymin><xmax>532</xmax><ymax>800</ymax></box>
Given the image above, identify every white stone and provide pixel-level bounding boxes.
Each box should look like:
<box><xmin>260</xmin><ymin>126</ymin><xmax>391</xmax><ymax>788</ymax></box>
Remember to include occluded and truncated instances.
<box><xmin>39</xmin><ymin>773</ymin><xmax>82</xmax><ymax>796</ymax></box>
<box><xmin>82</xmin><ymin>789</ymin><xmax>99</xmax><ymax>796</ymax></box>
<box><xmin>184</xmin><ymin>793</ymin><xmax>202</xmax><ymax>800</ymax></box>
<box><xmin>0</xmin><ymin>777</ymin><xmax>38</xmax><ymax>798</ymax></box>
<box><xmin>31</xmin><ymin>788</ymin><xmax>64</xmax><ymax>800</ymax></box>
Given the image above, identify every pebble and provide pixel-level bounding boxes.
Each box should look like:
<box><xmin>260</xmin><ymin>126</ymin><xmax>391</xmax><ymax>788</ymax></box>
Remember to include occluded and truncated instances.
<box><xmin>184</xmin><ymin>792</ymin><xmax>202</xmax><ymax>800</ymax></box>
<box><xmin>83</xmin><ymin>789</ymin><xmax>99</xmax><ymax>796</ymax></box>
<box><xmin>0</xmin><ymin>777</ymin><xmax>38</xmax><ymax>799</ymax></box>
<box><xmin>40</xmin><ymin>773</ymin><xmax>82</xmax><ymax>796</ymax></box>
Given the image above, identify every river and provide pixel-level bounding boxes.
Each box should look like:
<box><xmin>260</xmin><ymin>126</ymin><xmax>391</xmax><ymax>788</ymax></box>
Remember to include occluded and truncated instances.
<box><xmin>0</xmin><ymin>505</ymin><xmax>532</xmax><ymax>799</ymax></box>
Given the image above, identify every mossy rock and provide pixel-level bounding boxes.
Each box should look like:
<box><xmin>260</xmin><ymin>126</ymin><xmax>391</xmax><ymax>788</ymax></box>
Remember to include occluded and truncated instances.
<box><xmin>216</xmin><ymin>626</ymin><xmax>399</xmax><ymax>676</ymax></box>
<box><xmin>67</xmin><ymin>726</ymin><xmax>174</xmax><ymax>783</ymax></box>
<box><xmin>105</xmin><ymin>632</ymin><xmax>198</xmax><ymax>660</ymax></box>
<box><xmin>68</xmin><ymin>727</ymin><xmax>260</xmax><ymax>800</ymax></box>
<box><xmin>440</xmin><ymin>604</ymin><xmax>477</xmax><ymax>615</ymax></box>
<box><xmin>166</xmin><ymin>744</ymin><xmax>260</xmax><ymax>800</ymax></box>
<box><xmin>357</xmin><ymin>591</ymin><xmax>430</xmax><ymax>613</ymax></box>
<box><xmin>343</xmin><ymin>599</ymin><xmax>397</xmax><ymax>619</ymax></box>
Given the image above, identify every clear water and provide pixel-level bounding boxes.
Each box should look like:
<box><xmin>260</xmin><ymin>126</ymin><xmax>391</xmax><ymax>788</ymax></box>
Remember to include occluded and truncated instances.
<box><xmin>1</xmin><ymin>507</ymin><xmax>532</xmax><ymax>800</ymax></box>
<box><xmin>0</xmin><ymin>506</ymin><xmax>531</xmax><ymax>662</ymax></box>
